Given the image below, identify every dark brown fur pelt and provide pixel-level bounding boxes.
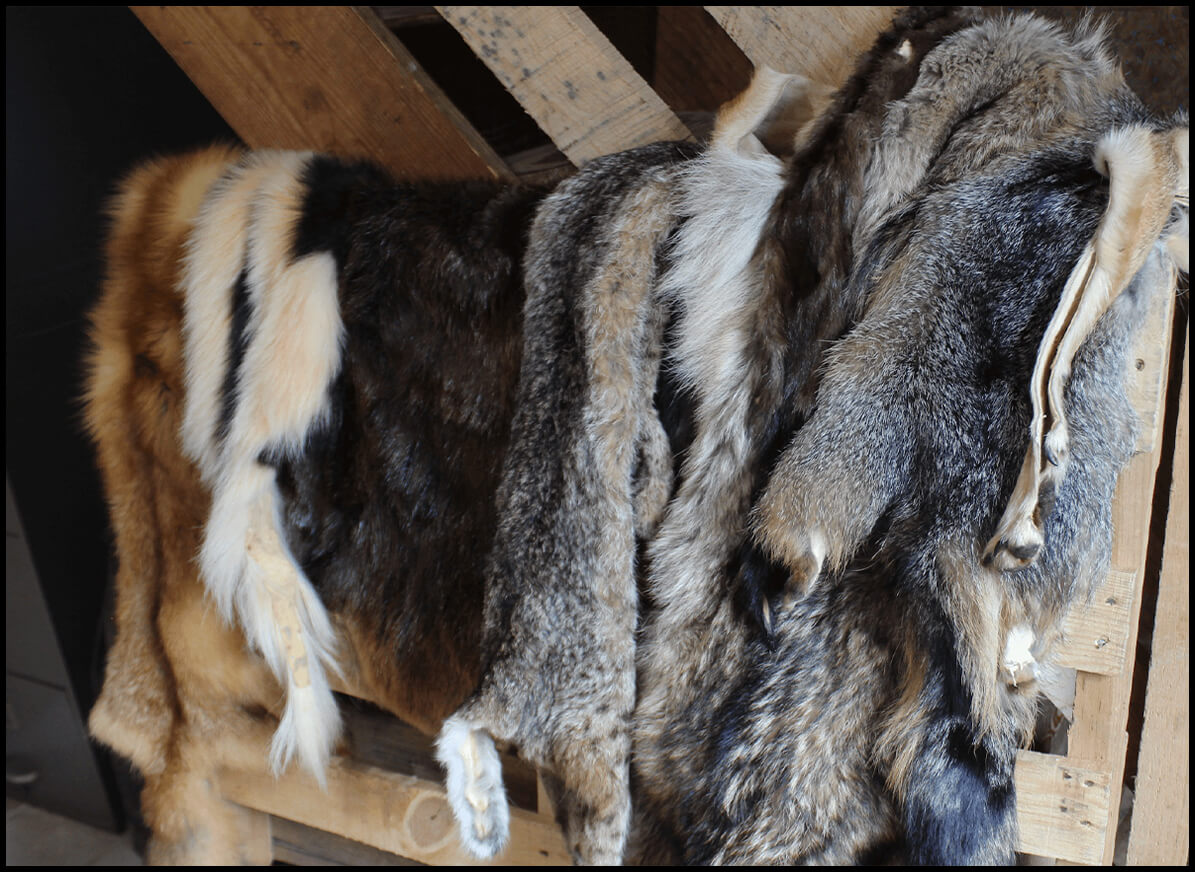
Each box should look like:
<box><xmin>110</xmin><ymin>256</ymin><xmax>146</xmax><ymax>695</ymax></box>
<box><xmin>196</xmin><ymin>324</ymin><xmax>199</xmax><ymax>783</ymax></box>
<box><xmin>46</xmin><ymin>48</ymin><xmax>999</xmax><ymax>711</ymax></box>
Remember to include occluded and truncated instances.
<box><xmin>630</xmin><ymin>9</ymin><xmax>1187</xmax><ymax>865</ymax></box>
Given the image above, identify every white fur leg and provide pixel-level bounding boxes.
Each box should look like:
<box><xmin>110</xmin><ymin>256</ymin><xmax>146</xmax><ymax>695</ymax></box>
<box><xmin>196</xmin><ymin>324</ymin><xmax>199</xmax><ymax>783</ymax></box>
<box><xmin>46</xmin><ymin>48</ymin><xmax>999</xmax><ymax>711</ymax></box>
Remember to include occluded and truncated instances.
<box><xmin>436</xmin><ymin>716</ymin><xmax>510</xmax><ymax>860</ymax></box>
<box><xmin>271</xmin><ymin>673</ymin><xmax>340</xmax><ymax>783</ymax></box>
<box><xmin>181</xmin><ymin>151</ymin><xmax>348</xmax><ymax>786</ymax></box>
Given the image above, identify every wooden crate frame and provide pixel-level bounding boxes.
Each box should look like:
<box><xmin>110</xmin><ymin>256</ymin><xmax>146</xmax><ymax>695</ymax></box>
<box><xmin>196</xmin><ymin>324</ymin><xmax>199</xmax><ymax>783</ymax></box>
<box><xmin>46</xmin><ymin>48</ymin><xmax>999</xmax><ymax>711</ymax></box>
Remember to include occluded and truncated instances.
<box><xmin>128</xmin><ymin>6</ymin><xmax>1189</xmax><ymax>865</ymax></box>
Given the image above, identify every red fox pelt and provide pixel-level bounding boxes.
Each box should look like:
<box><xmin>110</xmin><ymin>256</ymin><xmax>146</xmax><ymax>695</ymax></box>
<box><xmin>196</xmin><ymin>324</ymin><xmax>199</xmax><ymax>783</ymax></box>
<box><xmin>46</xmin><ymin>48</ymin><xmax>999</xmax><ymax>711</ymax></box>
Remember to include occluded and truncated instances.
<box><xmin>84</xmin><ymin>6</ymin><xmax>1187</xmax><ymax>866</ymax></box>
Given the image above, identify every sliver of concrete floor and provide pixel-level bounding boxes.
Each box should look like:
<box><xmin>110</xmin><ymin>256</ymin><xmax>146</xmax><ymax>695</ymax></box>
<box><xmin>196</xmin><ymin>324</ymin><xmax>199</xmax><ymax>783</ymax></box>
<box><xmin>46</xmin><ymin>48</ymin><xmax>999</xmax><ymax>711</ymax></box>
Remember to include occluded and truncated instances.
<box><xmin>6</xmin><ymin>799</ymin><xmax>142</xmax><ymax>866</ymax></box>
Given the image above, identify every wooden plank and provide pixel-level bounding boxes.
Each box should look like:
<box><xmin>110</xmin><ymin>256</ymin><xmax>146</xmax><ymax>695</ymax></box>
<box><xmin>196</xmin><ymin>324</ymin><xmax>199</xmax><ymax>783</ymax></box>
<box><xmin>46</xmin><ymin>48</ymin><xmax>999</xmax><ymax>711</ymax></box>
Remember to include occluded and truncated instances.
<box><xmin>1063</xmin><ymin>278</ymin><xmax>1179</xmax><ymax>864</ymax></box>
<box><xmin>1055</xmin><ymin>569</ymin><xmax>1136</xmax><ymax>675</ymax></box>
<box><xmin>704</xmin><ymin>7</ymin><xmax>898</xmax><ymax>87</ymax></box>
<box><xmin>1015</xmin><ymin>750</ymin><xmax>1112</xmax><ymax>865</ymax></box>
<box><xmin>236</xmin><ymin>803</ymin><xmax>275</xmax><ymax>865</ymax></box>
<box><xmin>270</xmin><ymin>815</ymin><xmax>423</xmax><ymax>866</ymax></box>
<box><xmin>1127</xmin><ymin>271</ymin><xmax>1176</xmax><ymax>453</ymax></box>
<box><xmin>219</xmin><ymin>756</ymin><xmax>570</xmax><ymax>866</ymax></box>
<box><xmin>131</xmin><ymin>6</ymin><xmax>510</xmax><ymax>181</ymax></box>
<box><xmin>1126</xmin><ymin>335</ymin><xmax>1189</xmax><ymax>865</ymax></box>
<box><xmin>436</xmin><ymin>6</ymin><xmax>692</xmax><ymax>165</ymax></box>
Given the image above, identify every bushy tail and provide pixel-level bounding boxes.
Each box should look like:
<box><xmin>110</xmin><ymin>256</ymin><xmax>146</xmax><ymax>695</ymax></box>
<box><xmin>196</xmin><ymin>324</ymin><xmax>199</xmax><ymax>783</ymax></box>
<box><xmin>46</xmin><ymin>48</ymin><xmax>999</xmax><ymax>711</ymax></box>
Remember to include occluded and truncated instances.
<box><xmin>179</xmin><ymin>150</ymin><xmax>347</xmax><ymax>782</ymax></box>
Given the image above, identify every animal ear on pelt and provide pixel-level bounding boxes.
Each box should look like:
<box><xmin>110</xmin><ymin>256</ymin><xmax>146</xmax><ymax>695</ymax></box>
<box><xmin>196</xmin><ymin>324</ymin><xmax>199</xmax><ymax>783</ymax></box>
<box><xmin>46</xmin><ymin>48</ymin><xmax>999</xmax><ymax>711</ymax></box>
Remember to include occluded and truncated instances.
<box><xmin>712</xmin><ymin>66</ymin><xmax>834</xmax><ymax>160</ymax></box>
<box><xmin>984</xmin><ymin>123</ymin><xmax>1190</xmax><ymax>572</ymax></box>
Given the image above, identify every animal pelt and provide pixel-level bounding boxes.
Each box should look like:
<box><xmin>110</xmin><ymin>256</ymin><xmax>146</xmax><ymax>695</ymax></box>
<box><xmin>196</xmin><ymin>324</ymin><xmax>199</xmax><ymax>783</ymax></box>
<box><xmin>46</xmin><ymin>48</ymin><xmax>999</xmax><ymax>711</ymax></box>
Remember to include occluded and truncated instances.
<box><xmin>435</xmin><ymin>143</ymin><xmax>701</xmax><ymax>863</ymax></box>
<box><xmin>85</xmin><ymin>146</ymin><xmax>300</xmax><ymax>863</ymax></box>
<box><xmin>630</xmin><ymin>9</ymin><xmax>1188</xmax><ymax>866</ymax></box>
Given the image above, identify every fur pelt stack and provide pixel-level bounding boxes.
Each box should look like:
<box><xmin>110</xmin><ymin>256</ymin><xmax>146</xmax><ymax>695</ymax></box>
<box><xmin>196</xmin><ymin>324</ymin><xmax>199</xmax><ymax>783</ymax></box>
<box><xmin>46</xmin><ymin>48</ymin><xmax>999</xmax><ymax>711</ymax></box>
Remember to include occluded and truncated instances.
<box><xmin>84</xmin><ymin>7</ymin><xmax>1187</xmax><ymax>866</ymax></box>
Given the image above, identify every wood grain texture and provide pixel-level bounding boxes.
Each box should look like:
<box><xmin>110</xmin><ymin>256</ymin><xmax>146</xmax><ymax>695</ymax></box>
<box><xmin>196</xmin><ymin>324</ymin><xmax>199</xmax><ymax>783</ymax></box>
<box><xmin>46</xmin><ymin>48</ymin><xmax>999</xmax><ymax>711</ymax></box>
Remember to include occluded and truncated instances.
<box><xmin>1015</xmin><ymin>750</ymin><xmax>1112</xmax><ymax>865</ymax></box>
<box><xmin>270</xmin><ymin>815</ymin><xmax>423</xmax><ymax>865</ymax></box>
<box><xmin>1127</xmin><ymin>271</ymin><xmax>1177</xmax><ymax>453</ymax></box>
<box><xmin>436</xmin><ymin>6</ymin><xmax>692</xmax><ymax>165</ymax></box>
<box><xmin>704</xmin><ymin>6</ymin><xmax>898</xmax><ymax>87</ymax></box>
<box><xmin>1125</xmin><ymin>335</ymin><xmax>1189</xmax><ymax>866</ymax></box>
<box><xmin>131</xmin><ymin>5</ymin><xmax>510</xmax><ymax>181</ymax></box>
<box><xmin>219</xmin><ymin>756</ymin><xmax>571</xmax><ymax>865</ymax></box>
<box><xmin>1056</xmin><ymin>569</ymin><xmax>1136</xmax><ymax>675</ymax></box>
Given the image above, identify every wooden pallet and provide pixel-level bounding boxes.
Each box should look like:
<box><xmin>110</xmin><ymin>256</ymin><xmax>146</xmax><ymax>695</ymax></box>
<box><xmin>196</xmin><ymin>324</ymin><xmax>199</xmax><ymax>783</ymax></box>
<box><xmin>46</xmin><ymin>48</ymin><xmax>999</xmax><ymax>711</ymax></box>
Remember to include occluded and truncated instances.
<box><xmin>129</xmin><ymin>6</ymin><xmax>1189</xmax><ymax>865</ymax></box>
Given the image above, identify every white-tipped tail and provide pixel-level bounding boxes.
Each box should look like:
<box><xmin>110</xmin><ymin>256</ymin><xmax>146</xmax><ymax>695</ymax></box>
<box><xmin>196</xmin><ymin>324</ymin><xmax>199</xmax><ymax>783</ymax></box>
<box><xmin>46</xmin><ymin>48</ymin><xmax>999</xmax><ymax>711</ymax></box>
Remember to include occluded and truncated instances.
<box><xmin>436</xmin><ymin>715</ymin><xmax>511</xmax><ymax>859</ymax></box>
<box><xmin>241</xmin><ymin>485</ymin><xmax>342</xmax><ymax>782</ymax></box>
<box><xmin>180</xmin><ymin>151</ymin><xmax>348</xmax><ymax>785</ymax></box>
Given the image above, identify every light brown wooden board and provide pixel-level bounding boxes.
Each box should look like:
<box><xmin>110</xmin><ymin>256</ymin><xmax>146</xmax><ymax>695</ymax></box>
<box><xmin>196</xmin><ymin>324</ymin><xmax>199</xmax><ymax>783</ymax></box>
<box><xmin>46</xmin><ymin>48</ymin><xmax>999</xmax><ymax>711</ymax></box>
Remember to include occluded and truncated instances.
<box><xmin>704</xmin><ymin>6</ymin><xmax>898</xmax><ymax>87</ymax></box>
<box><xmin>1056</xmin><ymin>569</ymin><xmax>1136</xmax><ymax>675</ymax></box>
<box><xmin>270</xmin><ymin>815</ymin><xmax>424</xmax><ymax>866</ymax></box>
<box><xmin>132</xmin><ymin>6</ymin><xmax>510</xmax><ymax>181</ymax></box>
<box><xmin>1015</xmin><ymin>750</ymin><xmax>1111</xmax><ymax>865</ymax></box>
<box><xmin>436</xmin><ymin>6</ymin><xmax>692</xmax><ymax>165</ymax></box>
<box><xmin>220</xmin><ymin>756</ymin><xmax>570</xmax><ymax>866</ymax></box>
<box><xmin>1126</xmin><ymin>273</ymin><xmax>1179</xmax><ymax>454</ymax></box>
<box><xmin>1125</xmin><ymin>334</ymin><xmax>1189</xmax><ymax>866</ymax></box>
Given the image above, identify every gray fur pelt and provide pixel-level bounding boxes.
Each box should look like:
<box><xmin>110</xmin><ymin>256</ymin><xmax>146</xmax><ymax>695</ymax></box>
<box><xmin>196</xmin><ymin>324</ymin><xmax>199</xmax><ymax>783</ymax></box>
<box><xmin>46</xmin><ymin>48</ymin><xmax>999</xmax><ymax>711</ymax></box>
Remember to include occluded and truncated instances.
<box><xmin>435</xmin><ymin>141</ymin><xmax>697</xmax><ymax>864</ymax></box>
<box><xmin>630</xmin><ymin>8</ymin><xmax>1187</xmax><ymax>865</ymax></box>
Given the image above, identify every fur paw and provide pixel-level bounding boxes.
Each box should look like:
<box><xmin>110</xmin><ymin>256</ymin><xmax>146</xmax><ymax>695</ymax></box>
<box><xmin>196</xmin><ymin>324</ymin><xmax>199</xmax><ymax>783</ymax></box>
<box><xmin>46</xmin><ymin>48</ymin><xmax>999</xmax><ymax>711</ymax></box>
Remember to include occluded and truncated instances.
<box><xmin>1042</xmin><ymin>422</ymin><xmax>1070</xmax><ymax>469</ymax></box>
<box><xmin>782</xmin><ymin>528</ymin><xmax>828</xmax><ymax>592</ymax></box>
<box><xmin>436</xmin><ymin>716</ymin><xmax>510</xmax><ymax>860</ymax></box>
<box><xmin>982</xmin><ymin>516</ymin><xmax>1043</xmax><ymax>571</ymax></box>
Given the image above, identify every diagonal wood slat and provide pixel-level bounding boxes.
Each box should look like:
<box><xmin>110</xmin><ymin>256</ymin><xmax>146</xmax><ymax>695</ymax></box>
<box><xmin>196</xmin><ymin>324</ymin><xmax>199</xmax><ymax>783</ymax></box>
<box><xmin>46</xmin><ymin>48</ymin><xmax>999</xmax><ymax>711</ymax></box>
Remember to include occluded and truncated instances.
<box><xmin>437</xmin><ymin>6</ymin><xmax>692</xmax><ymax>165</ymax></box>
<box><xmin>705</xmin><ymin>6</ymin><xmax>898</xmax><ymax>87</ymax></box>
<box><xmin>132</xmin><ymin>5</ymin><xmax>510</xmax><ymax>181</ymax></box>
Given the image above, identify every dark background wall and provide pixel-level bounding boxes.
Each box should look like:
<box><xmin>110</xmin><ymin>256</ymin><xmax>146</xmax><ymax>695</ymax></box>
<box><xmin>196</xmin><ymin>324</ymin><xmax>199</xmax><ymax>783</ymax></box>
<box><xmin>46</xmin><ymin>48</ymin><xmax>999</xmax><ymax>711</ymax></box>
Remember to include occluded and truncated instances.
<box><xmin>5</xmin><ymin>5</ymin><xmax>235</xmax><ymax>824</ymax></box>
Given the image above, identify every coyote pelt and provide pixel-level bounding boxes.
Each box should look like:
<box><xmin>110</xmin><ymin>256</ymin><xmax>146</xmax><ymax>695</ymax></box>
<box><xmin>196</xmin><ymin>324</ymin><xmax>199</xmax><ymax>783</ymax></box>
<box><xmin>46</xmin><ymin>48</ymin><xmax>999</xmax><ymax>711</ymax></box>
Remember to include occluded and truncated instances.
<box><xmin>631</xmin><ymin>9</ymin><xmax>1187</xmax><ymax>865</ymax></box>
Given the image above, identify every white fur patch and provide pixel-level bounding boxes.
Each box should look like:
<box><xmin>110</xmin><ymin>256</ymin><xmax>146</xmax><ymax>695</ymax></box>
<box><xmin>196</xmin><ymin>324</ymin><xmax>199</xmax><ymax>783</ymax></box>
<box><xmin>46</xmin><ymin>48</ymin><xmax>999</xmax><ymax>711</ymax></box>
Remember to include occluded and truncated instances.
<box><xmin>1001</xmin><ymin>624</ymin><xmax>1037</xmax><ymax>687</ymax></box>
<box><xmin>661</xmin><ymin>141</ymin><xmax>784</xmax><ymax>398</ymax></box>
<box><xmin>180</xmin><ymin>150</ymin><xmax>347</xmax><ymax>782</ymax></box>
<box><xmin>435</xmin><ymin>716</ymin><xmax>510</xmax><ymax>860</ymax></box>
<box><xmin>647</xmin><ymin>133</ymin><xmax>786</xmax><ymax>621</ymax></box>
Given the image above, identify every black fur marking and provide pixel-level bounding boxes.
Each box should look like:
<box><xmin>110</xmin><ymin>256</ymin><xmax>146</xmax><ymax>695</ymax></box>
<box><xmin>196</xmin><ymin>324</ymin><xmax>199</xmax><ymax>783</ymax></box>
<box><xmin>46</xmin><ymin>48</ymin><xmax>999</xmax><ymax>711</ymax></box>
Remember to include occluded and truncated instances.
<box><xmin>291</xmin><ymin>155</ymin><xmax>394</xmax><ymax>266</ymax></box>
<box><xmin>902</xmin><ymin>630</ymin><xmax>1016</xmax><ymax>865</ymax></box>
<box><xmin>216</xmin><ymin>265</ymin><xmax>252</xmax><ymax>446</ymax></box>
<box><xmin>654</xmin><ymin>296</ymin><xmax>698</xmax><ymax>490</ymax></box>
